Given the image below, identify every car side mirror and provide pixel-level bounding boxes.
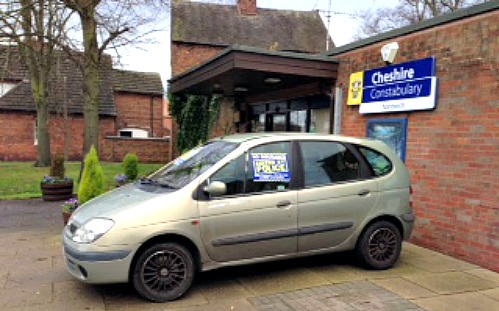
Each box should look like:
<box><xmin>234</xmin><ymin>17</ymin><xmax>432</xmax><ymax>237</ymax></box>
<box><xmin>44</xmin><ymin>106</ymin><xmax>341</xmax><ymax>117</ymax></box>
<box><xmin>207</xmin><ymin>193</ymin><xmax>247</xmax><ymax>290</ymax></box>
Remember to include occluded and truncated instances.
<box><xmin>203</xmin><ymin>181</ymin><xmax>227</xmax><ymax>196</ymax></box>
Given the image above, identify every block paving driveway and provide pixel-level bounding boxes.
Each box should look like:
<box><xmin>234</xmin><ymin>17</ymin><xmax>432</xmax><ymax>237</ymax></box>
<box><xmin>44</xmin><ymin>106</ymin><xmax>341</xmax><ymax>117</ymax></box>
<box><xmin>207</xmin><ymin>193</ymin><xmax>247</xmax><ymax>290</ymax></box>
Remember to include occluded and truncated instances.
<box><xmin>0</xmin><ymin>199</ymin><xmax>498</xmax><ymax>310</ymax></box>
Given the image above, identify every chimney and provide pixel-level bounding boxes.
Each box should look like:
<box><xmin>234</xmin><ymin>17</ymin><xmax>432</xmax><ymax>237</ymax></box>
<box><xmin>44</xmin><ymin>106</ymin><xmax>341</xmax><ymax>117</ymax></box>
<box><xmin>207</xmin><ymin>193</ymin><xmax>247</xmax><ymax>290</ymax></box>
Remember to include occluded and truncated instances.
<box><xmin>237</xmin><ymin>0</ymin><xmax>257</xmax><ymax>16</ymax></box>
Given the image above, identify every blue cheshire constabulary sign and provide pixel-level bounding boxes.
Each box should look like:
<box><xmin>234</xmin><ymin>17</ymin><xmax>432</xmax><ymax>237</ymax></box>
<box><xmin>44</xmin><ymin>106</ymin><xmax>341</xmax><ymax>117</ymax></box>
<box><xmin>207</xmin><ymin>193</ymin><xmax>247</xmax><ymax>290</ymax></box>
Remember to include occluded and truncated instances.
<box><xmin>359</xmin><ymin>57</ymin><xmax>438</xmax><ymax>114</ymax></box>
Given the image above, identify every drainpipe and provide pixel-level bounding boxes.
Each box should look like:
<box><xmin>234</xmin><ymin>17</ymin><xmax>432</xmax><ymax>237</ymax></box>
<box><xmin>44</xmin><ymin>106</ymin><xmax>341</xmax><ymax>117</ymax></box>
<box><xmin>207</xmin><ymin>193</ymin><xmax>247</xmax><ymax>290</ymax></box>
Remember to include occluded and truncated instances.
<box><xmin>150</xmin><ymin>96</ymin><xmax>154</xmax><ymax>137</ymax></box>
<box><xmin>333</xmin><ymin>87</ymin><xmax>342</xmax><ymax>135</ymax></box>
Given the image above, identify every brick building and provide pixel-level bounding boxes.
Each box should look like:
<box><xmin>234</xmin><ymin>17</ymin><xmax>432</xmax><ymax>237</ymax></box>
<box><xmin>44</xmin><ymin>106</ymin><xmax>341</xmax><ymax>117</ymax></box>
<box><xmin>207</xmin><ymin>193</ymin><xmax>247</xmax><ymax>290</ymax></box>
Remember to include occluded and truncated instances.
<box><xmin>169</xmin><ymin>1</ymin><xmax>498</xmax><ymax>271</ymax></box>
<box><xmin>0</xmin><ymin>47</ymin><xmax>169</xmax><ymax>163</ymax></box>
<box><xmin>170</xmin><ymin>0</ymin><xmax>332</xmax><ymax>142</ymax></box>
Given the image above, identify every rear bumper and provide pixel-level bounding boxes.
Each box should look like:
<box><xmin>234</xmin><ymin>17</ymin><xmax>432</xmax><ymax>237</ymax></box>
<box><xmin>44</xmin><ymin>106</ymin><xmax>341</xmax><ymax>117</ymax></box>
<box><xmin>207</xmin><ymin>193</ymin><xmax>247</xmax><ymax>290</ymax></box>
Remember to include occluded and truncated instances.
<box><xmin>401</xmin><ymin>211</ymin><xmax>415</xmax><ymax>240</ymax></box>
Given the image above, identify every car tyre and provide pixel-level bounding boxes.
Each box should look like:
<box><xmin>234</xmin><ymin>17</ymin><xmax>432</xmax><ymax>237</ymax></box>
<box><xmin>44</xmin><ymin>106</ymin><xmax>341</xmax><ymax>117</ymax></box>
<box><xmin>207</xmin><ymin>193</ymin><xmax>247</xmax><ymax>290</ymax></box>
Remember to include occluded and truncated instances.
<box><xmin>132</xmin><ymin>242</ymin><xmax>195</xmax><ymax>302</ymax></box>
<box><xmin>356</xmin><ymin>221</ymin><xmax>402</xmax><ymax>270</ymax></box>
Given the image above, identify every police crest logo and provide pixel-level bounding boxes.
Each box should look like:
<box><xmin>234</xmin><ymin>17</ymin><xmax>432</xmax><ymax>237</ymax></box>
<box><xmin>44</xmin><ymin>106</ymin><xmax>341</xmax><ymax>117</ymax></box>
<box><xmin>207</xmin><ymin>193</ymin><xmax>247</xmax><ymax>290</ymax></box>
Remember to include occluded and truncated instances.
<box><xmin>347</xmin><ymin>71</ymin><xmax>364</xmax><ymax>105</ymax></box>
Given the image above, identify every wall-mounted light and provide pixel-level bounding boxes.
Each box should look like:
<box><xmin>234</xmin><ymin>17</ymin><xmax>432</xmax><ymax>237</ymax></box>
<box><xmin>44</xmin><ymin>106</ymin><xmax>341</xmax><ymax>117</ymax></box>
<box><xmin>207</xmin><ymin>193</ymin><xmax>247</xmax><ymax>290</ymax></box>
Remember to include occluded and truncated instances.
<box><xmin>212</xmin><ymin>83</ymin><xmax>223</xmax><ymax>94</ymax></box>
<box><xmin>234</xmin><ymin>85</ymin><xmax>249</xmax><ymax>92</ymax></box>
<box><xmin>381</xmin><ymin>42</ymin><xmax>399</xmax><ymax>64</ymax></box>
<box><xmin>264</xmin><ymin>77</ymin><xmax>281</xmax><ymax>84</ymax></box>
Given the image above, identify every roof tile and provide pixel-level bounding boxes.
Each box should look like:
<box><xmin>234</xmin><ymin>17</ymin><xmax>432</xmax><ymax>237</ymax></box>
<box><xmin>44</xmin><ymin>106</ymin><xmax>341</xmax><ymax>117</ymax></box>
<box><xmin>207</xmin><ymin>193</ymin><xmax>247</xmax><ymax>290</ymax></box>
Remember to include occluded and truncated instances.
<box><xmin>112</xmin><ymin>69</ymin><xmax>164</xmax><ymax>95</ymax></box>
<box><xmin>0</xmin><ymin>46</ymin><xmax>116</xmax><ymax>116</ymax></box>
<box><xmin>172</xmin><ymin>2</ymin><xmax>333</xmax><ymax>53</ymax></box>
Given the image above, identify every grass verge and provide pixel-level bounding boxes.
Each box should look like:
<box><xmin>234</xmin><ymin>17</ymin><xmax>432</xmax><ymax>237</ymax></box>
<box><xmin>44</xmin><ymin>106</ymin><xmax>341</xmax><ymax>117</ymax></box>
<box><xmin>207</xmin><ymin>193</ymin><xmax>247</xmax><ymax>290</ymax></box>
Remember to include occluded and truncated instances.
<box><xmin>0</xmin><ymin>161</ymin><xmax>163</xmax><ymax>200</ymax></box>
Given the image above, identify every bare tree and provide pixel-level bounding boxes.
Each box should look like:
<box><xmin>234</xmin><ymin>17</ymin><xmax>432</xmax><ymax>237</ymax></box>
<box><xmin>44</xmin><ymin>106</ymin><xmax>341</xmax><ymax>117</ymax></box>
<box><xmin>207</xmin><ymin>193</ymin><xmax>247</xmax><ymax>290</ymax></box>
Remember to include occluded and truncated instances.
<box><xmin>0</xmin><ymin>0</ymin><xmax>71</xmax><ymax>166</ymax></box>
<box><xmin>355</xmin><ymin>0</ymin><xmax>488</xmax><ymax>39</ymax></box>
<box><xmin>61</xmin><ymin>0</ymin><xmax>168</xmax><ymax>156</ymax></box>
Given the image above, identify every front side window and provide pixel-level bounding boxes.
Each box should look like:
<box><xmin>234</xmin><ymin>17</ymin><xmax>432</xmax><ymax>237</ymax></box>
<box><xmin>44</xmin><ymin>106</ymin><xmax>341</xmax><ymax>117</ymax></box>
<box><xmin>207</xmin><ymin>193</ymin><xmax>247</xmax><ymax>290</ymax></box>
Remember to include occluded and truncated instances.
<box><xmin>150</xmin><ymin>141</ymin><xmax>238</xmax><ymax>189</ymax></box>
<box><xmin>300</xmin><ymin>141</ymin><xmax>360</xmax><ymax>187</ymax></box>
<box><xmin>208</xmin><ymin>141</ymin><xmax>292</xmax><ymax>197</ymax></box>
<box><xmin>246</xmin><ymin>142</ymin><xmax>292</xmax><ymax>193</ymax></box>
<box><xmin>210</xmin><ymin>154</ymin><xmax>246</xmax><ymax>196</ymax></box>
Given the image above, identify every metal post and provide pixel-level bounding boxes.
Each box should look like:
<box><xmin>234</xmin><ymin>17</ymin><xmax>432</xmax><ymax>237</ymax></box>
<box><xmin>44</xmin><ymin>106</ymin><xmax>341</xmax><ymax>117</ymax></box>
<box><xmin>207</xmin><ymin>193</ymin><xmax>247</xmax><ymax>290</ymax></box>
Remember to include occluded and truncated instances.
<box><xmin>333</xmin><ymin>87</ymin><xmax>343</xmax><ymax>135</ymax></box>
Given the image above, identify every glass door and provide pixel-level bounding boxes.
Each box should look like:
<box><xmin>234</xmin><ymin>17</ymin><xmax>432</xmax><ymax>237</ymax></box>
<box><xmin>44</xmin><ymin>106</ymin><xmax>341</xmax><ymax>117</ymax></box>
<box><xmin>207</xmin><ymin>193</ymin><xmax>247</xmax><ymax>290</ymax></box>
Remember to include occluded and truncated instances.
<box><xmin>271</xmin><ymin>114</ymin><xmax>287</xmax><ymax>131</ymax></box>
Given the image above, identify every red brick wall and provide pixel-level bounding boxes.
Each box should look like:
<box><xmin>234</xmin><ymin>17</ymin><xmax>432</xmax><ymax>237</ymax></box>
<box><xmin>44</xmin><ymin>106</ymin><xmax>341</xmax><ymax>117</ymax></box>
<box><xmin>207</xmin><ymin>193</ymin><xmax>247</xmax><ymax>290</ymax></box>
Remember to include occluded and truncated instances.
<box><xmin>104</xmin><ymin>137</ymin><xmax>170</xmax><ymax>164</ymax></box>
<box><xmin>334</xmin><ymin>11</ymin><xmax>499</xmax><ymax>271</ymax></box>
<box><xmin>0</xmin><ymin>111</ymin><xmax>115</xmax><ymax>161</ymax></box>
<box><xmin>171</xmin><ymin>42</ymin><xmax>224</xmax><ymax>76</ymax></box>
<box><xmin>114</xmin><ymin>92</ymin><xmax>165</xmax><ymax>137</ymax></box>
<box><xmin>0</xmin><ymin>112</ymin><xmax>38</xmax><ymax>161</ymax></box>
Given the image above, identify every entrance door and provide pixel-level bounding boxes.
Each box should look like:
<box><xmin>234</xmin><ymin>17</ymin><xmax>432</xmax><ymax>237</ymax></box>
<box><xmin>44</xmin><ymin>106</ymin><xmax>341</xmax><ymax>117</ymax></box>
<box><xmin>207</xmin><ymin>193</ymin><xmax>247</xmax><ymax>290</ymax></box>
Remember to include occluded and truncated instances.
<box><xmin>268</xmin><ymin>113</ymin><xmax>287</xmax><ymax>131</ymax></box>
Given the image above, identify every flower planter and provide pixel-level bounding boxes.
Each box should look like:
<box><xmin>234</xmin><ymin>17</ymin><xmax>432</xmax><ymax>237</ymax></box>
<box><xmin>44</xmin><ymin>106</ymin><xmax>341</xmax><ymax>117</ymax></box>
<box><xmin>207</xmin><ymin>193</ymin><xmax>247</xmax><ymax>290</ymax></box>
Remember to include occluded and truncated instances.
<box><xmin>41</xmin><ymin>181</ymin><xmax>74</xmax><ymax>201</ymax></box>
<box><xmin>62</xmin><ymin>211</ymin><xmax>72</xmax><ymax>225</ymax></box>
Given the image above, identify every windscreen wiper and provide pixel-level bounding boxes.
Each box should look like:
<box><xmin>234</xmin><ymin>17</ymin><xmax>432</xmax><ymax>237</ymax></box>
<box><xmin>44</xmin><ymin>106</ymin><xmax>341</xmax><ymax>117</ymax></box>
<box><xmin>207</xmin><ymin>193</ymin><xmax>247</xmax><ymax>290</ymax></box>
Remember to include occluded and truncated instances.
<box><xmin>157</xmin><ymin>181</ymin><xmax>177</xmax><ymax>189</ymax></box>
<box><xmin>139</xmin><ymin>178</ymin><xmax>156</xmax><ymax>185</ymax></box>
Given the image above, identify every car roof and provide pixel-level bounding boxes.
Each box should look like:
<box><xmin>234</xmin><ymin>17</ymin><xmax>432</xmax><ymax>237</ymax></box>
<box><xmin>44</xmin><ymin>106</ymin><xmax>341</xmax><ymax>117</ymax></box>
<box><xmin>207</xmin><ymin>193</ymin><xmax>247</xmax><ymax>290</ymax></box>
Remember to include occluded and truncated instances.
<box><xmin>211</xmin><ymin>132</ymin><xmax>368</xmax><ymax>145</ymax></box>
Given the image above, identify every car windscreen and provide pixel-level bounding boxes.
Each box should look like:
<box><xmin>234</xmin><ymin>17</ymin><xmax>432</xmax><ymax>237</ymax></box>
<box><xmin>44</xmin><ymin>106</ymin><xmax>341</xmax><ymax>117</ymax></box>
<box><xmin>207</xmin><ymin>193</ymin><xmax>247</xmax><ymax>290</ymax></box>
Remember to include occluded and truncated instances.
<box><xmin>149</xmin><ymin>141</ymin><xmax>238</xmax><ymax>189</ymax></box>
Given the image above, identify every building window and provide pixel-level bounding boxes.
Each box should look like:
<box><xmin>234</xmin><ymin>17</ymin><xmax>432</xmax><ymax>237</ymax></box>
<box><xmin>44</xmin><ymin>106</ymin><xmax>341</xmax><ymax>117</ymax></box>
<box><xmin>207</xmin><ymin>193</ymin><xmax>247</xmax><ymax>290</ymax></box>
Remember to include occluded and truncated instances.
<box><xmin>34</xmin><ymin>119</ymin><xmax>38</xmax><ymax>146</ymax></box>
<box><xmin>0</xmin><ymin>83</ymin><xmax>16</xmax><ymax>97</ymax></box>
<box><xmin>249</xmin><ymin>95</ymin><xmax>330</xmax><ymax>133</ymax></box>
<box><xmin>366</xmin><ymin>119</ymin><xmax>408</xmax><ymax>161</ymax></box>
<box><xmin>118</xmin><ymin>128</ymin><xmax>149</xmax><ymax>138</ymax></box>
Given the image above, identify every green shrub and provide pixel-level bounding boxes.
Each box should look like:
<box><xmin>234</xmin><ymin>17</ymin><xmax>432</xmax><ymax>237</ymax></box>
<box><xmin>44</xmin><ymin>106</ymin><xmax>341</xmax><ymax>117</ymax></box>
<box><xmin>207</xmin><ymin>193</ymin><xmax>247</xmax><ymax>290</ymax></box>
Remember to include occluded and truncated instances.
<box><xmin>78</xmin><ymin>145</ymin><xmax>105</xmax><ymax>205</ymax></box>
<box><xmin>123</xmin><ymin>153</ymin><xmax>139</xmax><ymax>181</ymax></box>
<box><xmin>50</xmin><ymin>153</ymin><xmax>65</xmax><ymax>179</ymax></box>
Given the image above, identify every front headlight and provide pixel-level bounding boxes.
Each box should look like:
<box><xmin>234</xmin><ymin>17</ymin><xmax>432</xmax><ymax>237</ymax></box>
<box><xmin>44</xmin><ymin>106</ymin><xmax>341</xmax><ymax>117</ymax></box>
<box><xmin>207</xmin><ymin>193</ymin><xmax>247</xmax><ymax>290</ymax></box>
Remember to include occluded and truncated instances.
<box><xmin>72</xmin><ymin>218</ymin><xmax>115</xmax><ymax>244</ymax></box>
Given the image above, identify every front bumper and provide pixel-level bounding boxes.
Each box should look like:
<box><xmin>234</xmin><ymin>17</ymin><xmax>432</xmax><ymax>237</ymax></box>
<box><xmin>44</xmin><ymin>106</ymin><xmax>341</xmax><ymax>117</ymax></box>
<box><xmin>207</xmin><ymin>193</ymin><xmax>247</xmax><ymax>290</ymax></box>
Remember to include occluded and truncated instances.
<box><xmin>62</xmin><ymin>235</ymin><xmax>135</xmax><ymax>284</ymax></box>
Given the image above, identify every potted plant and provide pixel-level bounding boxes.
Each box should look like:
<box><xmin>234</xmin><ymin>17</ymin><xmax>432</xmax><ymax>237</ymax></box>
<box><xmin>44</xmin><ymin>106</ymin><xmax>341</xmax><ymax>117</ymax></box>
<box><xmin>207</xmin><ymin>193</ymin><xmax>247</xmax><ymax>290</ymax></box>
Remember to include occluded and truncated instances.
<box><xmin>115</xmin><ymin>174</ymin><xmax>128</xmax><ymax>187</ymax></box>
<box><xmin>61</xmin><ymin>198</ymin><xmax>78</xmax><ymax>225</ymax></box>
<box><xmin>40</xmin><ymin>153</ymin><xmax>74</xmax><ymax>201</ymax></box>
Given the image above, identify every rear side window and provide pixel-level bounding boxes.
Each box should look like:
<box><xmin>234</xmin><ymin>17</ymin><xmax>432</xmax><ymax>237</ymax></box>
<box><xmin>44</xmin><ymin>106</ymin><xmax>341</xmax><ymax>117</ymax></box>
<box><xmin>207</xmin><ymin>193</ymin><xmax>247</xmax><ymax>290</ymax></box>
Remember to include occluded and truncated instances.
<box><xmin>300</xmin><ymin>141</ymin><xmax>360</xmax><ymax>187</ymax></box>
<box><xmin>359</xmin><ymin>147</ymin><xmax>393</xmax><ymax>176</ymax></box>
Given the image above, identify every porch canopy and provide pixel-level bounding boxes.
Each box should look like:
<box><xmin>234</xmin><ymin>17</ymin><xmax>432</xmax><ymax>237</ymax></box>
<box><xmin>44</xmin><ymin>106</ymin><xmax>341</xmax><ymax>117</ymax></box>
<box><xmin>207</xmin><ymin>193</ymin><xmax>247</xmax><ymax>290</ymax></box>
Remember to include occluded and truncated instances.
<box><xmin>169</xmin><ymin>45</ymin><xmax>339</xmax><ymax>104</ymax></box>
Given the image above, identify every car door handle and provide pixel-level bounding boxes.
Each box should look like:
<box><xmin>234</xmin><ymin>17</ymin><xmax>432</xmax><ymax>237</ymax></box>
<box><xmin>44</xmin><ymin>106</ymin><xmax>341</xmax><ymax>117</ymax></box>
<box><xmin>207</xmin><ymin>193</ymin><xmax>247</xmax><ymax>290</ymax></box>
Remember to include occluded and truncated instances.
<box><xmin>276</xmin><ymin>200</ymin><xmax>291</xmax><ymax>208</ymax></box>
<box><xmin>358</xmin><ymin>189</ymin><xmax>371</xmax><ymax>196</ymax></box>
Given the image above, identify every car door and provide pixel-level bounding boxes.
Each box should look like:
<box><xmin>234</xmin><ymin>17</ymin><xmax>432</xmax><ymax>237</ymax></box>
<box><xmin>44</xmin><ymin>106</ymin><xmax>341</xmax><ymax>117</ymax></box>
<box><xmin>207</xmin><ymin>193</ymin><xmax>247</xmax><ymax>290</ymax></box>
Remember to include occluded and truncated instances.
<box><xmin>297</xmin><ymin>140</ymin><xmax>379</xmax><ymax>252</ymax></box>
<box><xmin>198</xmin><ymin>141</ymin><xmax>298</xmax><ymax>262</ymax></box>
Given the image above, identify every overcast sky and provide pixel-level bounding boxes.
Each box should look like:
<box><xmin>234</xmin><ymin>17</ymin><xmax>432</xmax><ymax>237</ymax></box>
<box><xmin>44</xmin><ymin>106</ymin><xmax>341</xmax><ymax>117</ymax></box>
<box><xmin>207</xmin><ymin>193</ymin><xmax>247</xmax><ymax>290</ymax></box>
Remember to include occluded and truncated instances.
<box><xmin>117</xmin><ymin>0</ymin><xmax>398</xmax><ymax>84</ymax></box>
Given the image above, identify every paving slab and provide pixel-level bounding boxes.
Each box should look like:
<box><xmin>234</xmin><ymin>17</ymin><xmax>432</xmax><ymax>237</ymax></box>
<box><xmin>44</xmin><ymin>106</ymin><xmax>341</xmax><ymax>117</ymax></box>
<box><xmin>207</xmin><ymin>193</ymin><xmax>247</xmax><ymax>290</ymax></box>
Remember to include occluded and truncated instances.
<box><xmin>413</xmin><ymin>292</ymin><xmax>499</xmax><ymax>311</ymax></box>
<box><xmin>404</xmin><ymin>252</ymin><xmax>478</xmax><ymax>272</ymax></box>
<box><xmin>479</xmin><ymin>287</ymin><xmax>499</xmax><ymax>301</ymax></box>
<box><xmin>464</xmin><ymin>268</ymin><xmax>499</xmax><ymax>286</ymax></box>
<box><xmin>237</xmin><ymin>266</ymin><xmax>330</xmax><ymax>296</ymax></box>
<box><xmin>192</xmin><ymin>272</ymin><xmax>253</xmax><ymax>302</ymax></box>
<box><xmin>0</xmin><ymin>283</ymin><xmax>52</xmax><ymax>309</ymax></box>
<box><xmin>371</xmin><ymin>278</ymin><xmax>437</xmax><ymax>299</ymax></box>
<box><xmin>248</xmin><ymin>281</ymin><xmax>424</xmax><ymax>311</ymax></box>
<box><xmin>404</xmin><ymin>270</ymin><xmax>497</xmax><ymax>294</ymax></box>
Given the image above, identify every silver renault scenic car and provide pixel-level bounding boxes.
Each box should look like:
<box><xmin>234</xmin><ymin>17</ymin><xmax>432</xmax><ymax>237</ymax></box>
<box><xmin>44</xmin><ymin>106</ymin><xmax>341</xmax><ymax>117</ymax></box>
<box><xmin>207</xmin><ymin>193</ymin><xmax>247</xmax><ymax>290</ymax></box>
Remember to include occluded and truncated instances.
<box><xmin>63</xmin><ymin>133</ymin><xmax>414</xmax><ymax>302</ymax></box>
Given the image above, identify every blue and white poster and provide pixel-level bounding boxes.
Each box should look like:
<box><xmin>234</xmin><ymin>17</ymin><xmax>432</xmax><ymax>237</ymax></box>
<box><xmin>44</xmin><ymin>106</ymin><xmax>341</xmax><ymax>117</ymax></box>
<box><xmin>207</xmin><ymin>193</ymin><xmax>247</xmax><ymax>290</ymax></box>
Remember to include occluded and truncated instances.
<box><xmin>366</xmin><ymin>119</ymin><xmax>408</xmax><ymax>161</ymax></box>
<box><xmin>251</xmin><ymin>153</ymin><xmax>290</xmax><ymax>182</ymax></box>
<box><xmin>359</xmin><ymin>57</ymin><xmax>438</xmax><ymax>114</ymax></box>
